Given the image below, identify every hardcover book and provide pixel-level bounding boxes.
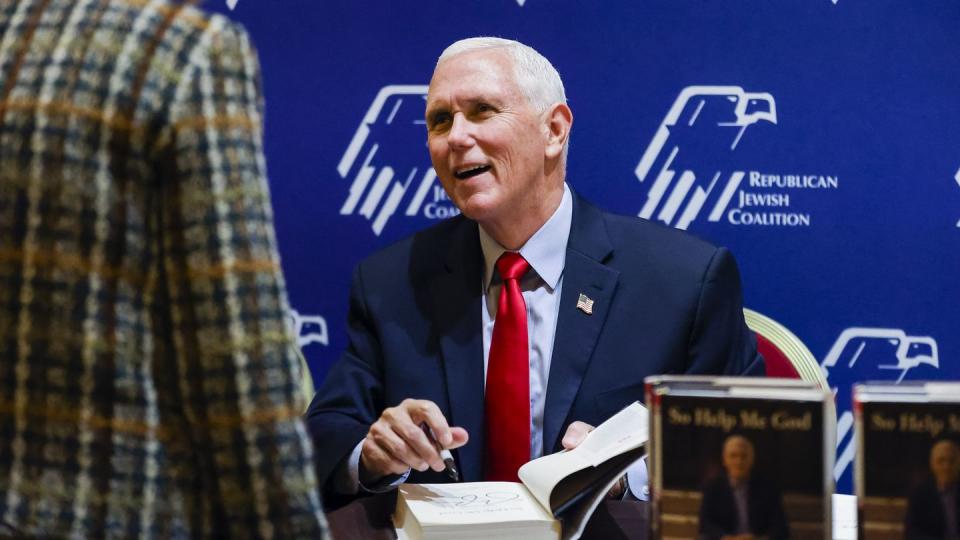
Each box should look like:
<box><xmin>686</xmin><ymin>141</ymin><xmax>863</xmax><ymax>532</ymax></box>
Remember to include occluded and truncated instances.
<box><xmin>646</xmin><ymin>376</ymin><xmax>835</xmax><ymax>540</ymax></box>
<box><xmin>854</xmin><ymin>382</ymin><xmax>960</xmax><ymax>540</ymax></box>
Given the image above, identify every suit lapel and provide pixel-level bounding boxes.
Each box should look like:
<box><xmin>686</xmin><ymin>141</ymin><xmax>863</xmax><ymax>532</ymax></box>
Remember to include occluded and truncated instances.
<box><xmin>432</xmin><ymin>219</ymin><xmax>486</xmax><ymax>481</ymax></box>
<box><xmin>543</xmin><ymin>195</ymin><xmax>620</xmax><ymax>453</ymax></box>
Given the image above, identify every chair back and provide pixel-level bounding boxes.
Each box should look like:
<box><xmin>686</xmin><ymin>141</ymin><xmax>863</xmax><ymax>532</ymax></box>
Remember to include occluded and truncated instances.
<box><xmin>744</xmin><ymin>308</ymin><xmax>828</xmax><ymax>390</ymax></box>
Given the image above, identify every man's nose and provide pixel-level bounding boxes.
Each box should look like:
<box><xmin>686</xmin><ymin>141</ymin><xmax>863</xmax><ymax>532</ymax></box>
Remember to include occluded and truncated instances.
<box><xmin>447</xmin><ymin>113</ymin><xmax>474</xmax><ymax>149</ymax></box>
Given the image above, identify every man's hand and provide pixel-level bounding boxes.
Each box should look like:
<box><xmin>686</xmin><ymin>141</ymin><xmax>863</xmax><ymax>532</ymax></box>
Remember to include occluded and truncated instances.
<box><xmin>360</xmin><ymin>399</ymin><xmax>469</xmax><ymax>483</ymax></box>
<box><xmin>561</xmin><ymin>421</ymin><xmax>594</xmax><ymax>450</ymax></box>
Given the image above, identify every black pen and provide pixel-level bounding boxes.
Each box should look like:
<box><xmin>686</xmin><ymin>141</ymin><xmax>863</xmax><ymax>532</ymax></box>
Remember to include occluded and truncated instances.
<box><xmin>423</xmin><ymin>424</ymin><xmax>460</xmax><ymax>482</ymax></box>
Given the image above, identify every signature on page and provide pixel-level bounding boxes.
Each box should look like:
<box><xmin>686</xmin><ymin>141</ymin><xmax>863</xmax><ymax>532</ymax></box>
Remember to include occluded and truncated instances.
<box><xmin>434</xmin><ymin>492</ymin><xmax>521</xmax><ymax>508</ymax></box>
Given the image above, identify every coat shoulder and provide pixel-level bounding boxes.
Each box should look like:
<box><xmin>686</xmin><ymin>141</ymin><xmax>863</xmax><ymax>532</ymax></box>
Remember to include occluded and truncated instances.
<box><xmin>590</xmin><ymin>204</ymin><xmax>724</xmax><ymax>278</ymax></box>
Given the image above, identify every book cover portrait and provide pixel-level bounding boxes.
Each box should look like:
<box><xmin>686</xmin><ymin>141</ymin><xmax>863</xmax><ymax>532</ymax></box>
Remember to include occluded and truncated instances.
<box><xmin>652</xmin><ymin>391</ymin><xmax>830</xmax><ymax>540</ymax></box>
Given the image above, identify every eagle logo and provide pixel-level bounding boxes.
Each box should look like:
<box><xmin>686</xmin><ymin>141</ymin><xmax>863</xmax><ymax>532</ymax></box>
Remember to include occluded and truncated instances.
<box><xmin>287</xmin><ymin>309</ymin><xmax>330</xmax><ymax>349</ymax></box>
<box><xmin>821</xmin><ymin>327</ymin><xmax>940</xmax><ymax>491</ymax></box>
<box><xmin>338</xmin><ymin>85</ymin><xmax>439</xmax><ymax>236</ymax></box>
<box><xmin>635</xmin><ymin>86</ymin><xmax>777</xmax><ymax>230</ymax></box>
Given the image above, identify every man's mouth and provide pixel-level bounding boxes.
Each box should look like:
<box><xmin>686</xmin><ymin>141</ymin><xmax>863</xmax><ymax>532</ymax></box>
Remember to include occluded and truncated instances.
<box><xmin>453</xmin><ymin>165</ymin><xmax>491</xmax><ymax>180</ymax></box>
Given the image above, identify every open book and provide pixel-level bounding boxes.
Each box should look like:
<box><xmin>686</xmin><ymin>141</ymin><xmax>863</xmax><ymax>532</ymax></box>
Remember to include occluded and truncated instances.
<box><xmin>394</xmin><ymin>402</ymin><xmax>647</xmax><ymax>540</ymax></box>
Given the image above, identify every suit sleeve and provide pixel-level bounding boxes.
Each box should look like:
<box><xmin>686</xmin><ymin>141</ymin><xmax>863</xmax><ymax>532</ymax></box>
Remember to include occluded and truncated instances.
<box><xmin>162</xmin><ymin>16</ymin><xmax>326</xmax><ymax>536</ymax></box>
<box><xmin>686</xmin><ymin>247</ymin><xmax>764</xmax><ymax>376</ymax></box>
<box><xmin>306</xmin><ymin>262</ymin><xmax>388</xmax><ymax>507</ymax></box>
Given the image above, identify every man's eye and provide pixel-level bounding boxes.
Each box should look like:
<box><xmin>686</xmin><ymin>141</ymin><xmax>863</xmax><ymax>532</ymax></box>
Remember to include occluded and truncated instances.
<box><xmin>476</xmin><ymin>103</ymin><xmax>493</xmax><ymax>113</ymax></box>
<box><xmin>429</xmin><ymin>113</ymin><xmax>451</xmax><ymax>129</ymax></box>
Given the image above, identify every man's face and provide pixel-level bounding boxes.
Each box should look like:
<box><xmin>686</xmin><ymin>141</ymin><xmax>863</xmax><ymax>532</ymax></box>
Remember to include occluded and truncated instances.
<box><xmin>425</xmin><ymin>48</ymin><xmax>552</xmax><ymax>228</ymax></box>
<box><xmin>930</xmin><ymin>440</ymin><xmax>960</xmax><ymax>486</ymax></box>
<box><xmin>722</xmin><ymin>436</ymin><xmax>755</xmax><ymax>483</ymax></box>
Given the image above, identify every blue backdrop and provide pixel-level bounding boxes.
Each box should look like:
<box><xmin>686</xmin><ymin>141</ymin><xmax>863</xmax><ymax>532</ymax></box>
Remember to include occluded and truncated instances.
<box><xmin>209</xmin><ymin>0</ymin><xmax>960</xmax><ymax>493</ymax></box>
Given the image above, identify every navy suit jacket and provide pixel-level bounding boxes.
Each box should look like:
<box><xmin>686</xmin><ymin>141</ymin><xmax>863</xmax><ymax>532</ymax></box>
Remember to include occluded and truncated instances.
<box><xmin>904</xmin><ymin>477</ymin><xmax>960</xmax><ymax>540</ymax></box>
<box><xmin>307</xmin><ymin>193</ymin><xmax>762</xmax><ymax>505</ymax></box>
<box><xmin>697</xmin><ymin>473</ymin><xmax>790</xmax><ymax>539</ymax></box>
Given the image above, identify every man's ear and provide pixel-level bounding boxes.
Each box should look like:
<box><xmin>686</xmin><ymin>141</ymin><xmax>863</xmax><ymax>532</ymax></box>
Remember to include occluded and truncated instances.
<box><xmin>543</xmin><ymin>102</ymin><xmax>573</xmax><ymax>160</ymax></box>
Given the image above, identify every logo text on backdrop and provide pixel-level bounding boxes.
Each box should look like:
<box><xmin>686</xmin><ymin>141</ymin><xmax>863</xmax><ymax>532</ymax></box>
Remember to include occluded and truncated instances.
<box><xmin>635</xmin><ymin>86</ymin><xmax>838</xmax><ymax>230</ymax></box>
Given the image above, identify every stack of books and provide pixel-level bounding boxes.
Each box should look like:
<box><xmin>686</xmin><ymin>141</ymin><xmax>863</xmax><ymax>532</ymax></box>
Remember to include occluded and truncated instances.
<box><xmin>394</xmin><ymin>375</ymin><xmax>878</xmax><ymax>539</ymax></box>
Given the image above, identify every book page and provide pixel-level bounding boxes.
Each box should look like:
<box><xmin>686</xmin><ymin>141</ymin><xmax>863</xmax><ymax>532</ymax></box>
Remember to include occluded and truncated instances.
<box><xmin>397</xmin><ymin>482</ymin><xmax>556</xmax><ymax>526</ymax></box>
<box><xmin>576</xmin><ymin>402</ymin><xmax>648</xmax><ymax>463</ymax></box>
<box><xmin>518</xmin><ymin>402</ymin><xmax>648</xmax><ymax>512</ymax></box>
<box><xmin>832</xmin><ymin>493</ymin><xmax>857</xmax><ymax>540</ymax></box>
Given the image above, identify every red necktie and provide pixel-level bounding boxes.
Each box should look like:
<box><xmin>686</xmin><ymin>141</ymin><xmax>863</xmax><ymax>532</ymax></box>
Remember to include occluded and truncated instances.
<box><xmin>485</xmin><ymin>252</ymin><xmax>531</xmax><ymax>482</ymax></box>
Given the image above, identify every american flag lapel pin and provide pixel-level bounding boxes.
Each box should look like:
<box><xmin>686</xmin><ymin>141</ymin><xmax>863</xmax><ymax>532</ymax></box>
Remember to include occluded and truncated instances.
<box><xmin>576</xmin><ymin>293</ymin><xmax>594</xmax><ymax>315</ymax></box>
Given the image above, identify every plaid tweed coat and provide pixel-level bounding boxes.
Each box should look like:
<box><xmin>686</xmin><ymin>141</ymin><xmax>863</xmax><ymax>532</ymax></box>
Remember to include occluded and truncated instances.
<box><xmin>0</xmin><ymin>0</ymin><xmax>327</xmax><ymax>537</ymax></box>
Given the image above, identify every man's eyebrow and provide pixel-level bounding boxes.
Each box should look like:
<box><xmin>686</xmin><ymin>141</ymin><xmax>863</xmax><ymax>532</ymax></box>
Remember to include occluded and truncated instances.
<box><xmin>425</xmin><ymin>96</ymin><xmax>503</xmax><ymax>122</ymax></box>
<box><xmin>463</xmin><ymin>96</ymin><xmax>500</xmax><ymax>106</ymax></box>
<box><xmin>428</xmin><ymin>95</ymin><xmax>500</xmax><ymax>110</ymax></box>
<box><xmin>425</xmin><ymin>105</ymin><xmax>448</xmax><ymax>119</ymax></box>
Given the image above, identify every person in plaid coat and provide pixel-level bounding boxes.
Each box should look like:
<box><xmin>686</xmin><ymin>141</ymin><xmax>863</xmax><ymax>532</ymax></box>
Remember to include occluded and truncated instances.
<box><xmin>0</xmin><ymin>0</ymin><xmax>327</xmax><ymax>537</ymax></box>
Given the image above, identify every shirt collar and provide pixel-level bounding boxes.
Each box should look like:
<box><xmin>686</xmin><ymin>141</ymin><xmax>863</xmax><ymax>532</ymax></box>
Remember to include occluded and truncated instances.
<box><xmin>479</xmin><ymin>183</ymin><xmax>572</xmax><ymax>292</ymax></box>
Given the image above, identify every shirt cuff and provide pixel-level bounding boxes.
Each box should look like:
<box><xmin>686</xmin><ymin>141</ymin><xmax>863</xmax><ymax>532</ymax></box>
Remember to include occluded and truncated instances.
<box><xmin>625</xmin><ymin>456</ymin><xmax>649</xmax><ymax>501</ymax></box>
<box><xmin>334</xmin><ymin>440</ymin><xmax>411</xmax><ymax>494</ymax></box>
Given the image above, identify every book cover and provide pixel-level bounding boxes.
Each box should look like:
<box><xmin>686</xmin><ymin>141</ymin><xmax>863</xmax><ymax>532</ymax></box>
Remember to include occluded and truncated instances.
<box><xmin>854</xmin><ymin>382</ymin><xmax>960</xmax><ymax>540</ymax></box>
<box><xmin>647</xmin><ymin>376</ymin><xmax>834</xmax><ymax>540</ymax></box>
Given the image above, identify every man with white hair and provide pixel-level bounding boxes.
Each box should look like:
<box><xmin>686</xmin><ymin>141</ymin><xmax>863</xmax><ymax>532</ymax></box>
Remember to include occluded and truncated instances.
<box><xmin>307</xmin><ymin>37</ymin><xmax>762</xmax><ymax>507</ymax></box>
<box><xmin>904</xmin><ymin>439</ymin><xmax>960</xmax><ymax>539</ymax></box>
<box><xmin>698</xmin><ymin>435</ymin><xmax>789</xmax><ymax>539</ymax></box>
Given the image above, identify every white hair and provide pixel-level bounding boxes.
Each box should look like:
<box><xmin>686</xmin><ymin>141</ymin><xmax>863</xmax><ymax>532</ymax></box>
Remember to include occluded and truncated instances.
<box><xmin>437</xmin><ymin>37</ymin><xmax>567</xmax><ymax>113</ymax></box>
<box><xmin>435</xmin><ymin>37</ymin><xmax>570</xmax><ymax>162</ymax></box>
